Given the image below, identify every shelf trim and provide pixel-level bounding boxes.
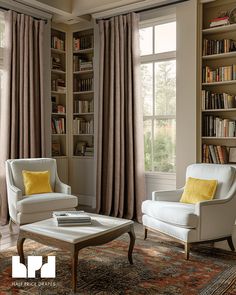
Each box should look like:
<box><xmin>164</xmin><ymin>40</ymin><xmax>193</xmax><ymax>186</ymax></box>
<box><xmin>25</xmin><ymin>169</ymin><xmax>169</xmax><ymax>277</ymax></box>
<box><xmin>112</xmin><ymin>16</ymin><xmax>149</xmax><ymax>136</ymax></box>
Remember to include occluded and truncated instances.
<box><xmin>52</xmin><ymin>133</ymin><xmax>67</xmax><ymax>136</ymax></box>
<box><xmin>51</xmin><ymin>69</ymin><xmax>66</xmax><ymax>74</ymax></box>
<box><xmin>73</xmin><ymin>48</ymin><xmax>94</xmax><ymax>54</ymax></box>
<box><xmin>202</xmin><ymin>23</ymin><xmax>236</xmax><ymax>35</ymax></box>
<box><xmin>73</xmin><ymin>70</ymin><xmax>93</xmax><ymax>74</ymax></box>
<box><xmin>202</xmin><ymin>52</ymin><xmax>236</xmax><ymax>60</ymax></box>
<box><xmin>202</xmin><ymin>108</ymin><xmax>236</xmax><ymax>112</ymax></box>
<box><xmin>73</xmin><ymin>91</ymin><xmax>94</xmax><ymax>95</ymax></box>
<box><xmin>51</xmin><ymin>48</ymin><xmax>66</xmax><ymax>54</ymax></box>
<box><xmin>202</xmin><ymin>80</ymin><xmax>236</xmax><ymax>86</ymax></box>
<box><xmin>51</xmin><ymin>91</ymin><xmax>66</xmax><ymax>95</ymax></box>
<box><xmin>52</xmin><ymin>113</ymin><xmax>67</xmax><ymax>115</ymax></box>
<box><xmin>202</xmin><ymin>137</ymin><xmax>236</xmax><ymax>139</ymax></box>
<box><xmin>73</xmin><ymin>134</ymin><xmax>94</xmax><ymax>136</ymax></box>
<box><xmin>73</xmin><ymin>112</ymin><xmax>94</xmax><ymax>115</ymax></box>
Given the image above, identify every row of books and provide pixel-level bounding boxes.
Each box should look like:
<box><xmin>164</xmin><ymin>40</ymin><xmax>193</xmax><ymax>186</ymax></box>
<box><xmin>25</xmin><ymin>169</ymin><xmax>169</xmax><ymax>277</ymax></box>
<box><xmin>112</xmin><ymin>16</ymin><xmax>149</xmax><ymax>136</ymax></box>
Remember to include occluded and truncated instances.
<box><xmin>73</xmin><ymin>56</ymin><xmax>93</xmax><ymax>72</ymax></box>
<box><xmin>51</xmin><ymin>118</ymin><xmax>66</xmax><ymax>134</ymax></box>
<box><xmin>202</xmin><ymin>38</ymin><xmax>236</xmax><ymax>56</ymax></box>
<box><xmin>73</xmin><ymin>118</ymin><xmax>94</xmax><ymax>135</ymax></box>
<box><xmin>202</xmin><ymin>144</ymin><xmax>228</xmax><ymax>164</ymax></box>
<box><xmin>74</xmin><ymin>100</ymin><xmax>94</xmax><ymax>113</ymax></box>
<box><xmin>52</xmin><ymin>103</ymin><xmax>66</xmax><ymax>114</ymax></box>
<box><xmin>203</xmin><ymin>115</ymin><xmax>236</xmax><ymax>137</ymax></box>
<box><xmin>202</xmin><ymin>65</ymin><xmax>236</xmax><ymax>83</ymax></box>
<box><xmin>73</xmin><ymin>35</ymin><xmax>93</xmax><ymax>51</ymax></box>
<box><xmin>51</xmin><ymin>36</ymin><xmax>65</xmax><ymax>51</ymax></box>
<box><xmin>51</xmin><ymin>56</ymin><xmax>64</xmax><ymax>71</ymax></box>
<box><xmin>53</xmin><ymin>211</ymin><xmax>91</xmax><ymax>226</ymax></box>
<box><xmin>52</xmin><ymin>78</ymin><xmax>66</xmax><ymax>92</ymax></box>
<box><xmin>74</xmin><ymin>78</ymin><xmax>93</xmax><ymax>92</ymax></box>
<box><xmin>201</xmin><ymin>90</ymin><xmax>236</xmax><ymax>110</ymax></box>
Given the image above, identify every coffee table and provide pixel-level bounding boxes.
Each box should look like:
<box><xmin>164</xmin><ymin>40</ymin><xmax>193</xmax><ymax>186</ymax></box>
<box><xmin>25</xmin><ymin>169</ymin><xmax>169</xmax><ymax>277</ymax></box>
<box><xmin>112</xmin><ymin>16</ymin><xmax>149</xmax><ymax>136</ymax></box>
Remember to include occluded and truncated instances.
<box><xmin>17</xmin><ymin>213</ymin><xmax>135</xmax><ymax>292</ymax></box>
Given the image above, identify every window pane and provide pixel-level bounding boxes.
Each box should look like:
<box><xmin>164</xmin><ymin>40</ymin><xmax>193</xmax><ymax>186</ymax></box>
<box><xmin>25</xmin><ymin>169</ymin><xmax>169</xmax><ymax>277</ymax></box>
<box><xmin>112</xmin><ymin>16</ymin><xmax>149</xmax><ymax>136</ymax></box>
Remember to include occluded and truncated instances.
<box><xmin>141</xmin><ymin>63</ymin><xmax>153</xmax><ymax>116</ymax></box>
<box><xmin>139</xmin><ymin>27</ymin><xmax>153</xmax><ymax>56</ymax></box>
<box><xmin>155</xmin><ymin>22</ymin><xmax>176</xmax><ymax>54</ymax></box>
<box><xmin>144</xmin><ymin>119</ymin><xmax>152</xmax><ymax>171</ymax></box>
<box><xmin>155</xmin><ymin>60</ymin><xmax>176</xmax><ymax>116</ymax></box>
<box><xmin>153</xmin><ymin>119</ymin><xmax>176</xmax><ymax>172</ymax></box>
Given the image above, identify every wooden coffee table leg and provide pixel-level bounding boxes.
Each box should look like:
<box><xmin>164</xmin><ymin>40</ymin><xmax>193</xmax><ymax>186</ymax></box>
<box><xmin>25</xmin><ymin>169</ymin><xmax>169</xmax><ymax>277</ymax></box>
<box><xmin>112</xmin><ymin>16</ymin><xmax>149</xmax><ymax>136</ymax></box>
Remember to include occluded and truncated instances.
<box><xmin>72</xmin><ymin>248</ymin><xmax>79</xmax><ymax>292</ymax></box>
<box><xmin>128</xmin><ymin>225</ymin><xmax>135</xmax><ymax>264</ymax></box>
<box><xmin>17</xmin><ymin>233</ymin><xmax>26</xmax><ymax>264</ymax></box>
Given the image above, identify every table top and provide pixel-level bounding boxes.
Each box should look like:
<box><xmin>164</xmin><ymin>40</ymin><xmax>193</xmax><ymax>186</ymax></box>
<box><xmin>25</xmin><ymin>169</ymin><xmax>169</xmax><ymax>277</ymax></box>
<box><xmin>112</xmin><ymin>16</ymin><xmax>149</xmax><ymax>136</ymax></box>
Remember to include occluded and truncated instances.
<box><xmin>20</xmin><ymin>213</ymin><xmax>133</xmax><ymax>244</ymax></box>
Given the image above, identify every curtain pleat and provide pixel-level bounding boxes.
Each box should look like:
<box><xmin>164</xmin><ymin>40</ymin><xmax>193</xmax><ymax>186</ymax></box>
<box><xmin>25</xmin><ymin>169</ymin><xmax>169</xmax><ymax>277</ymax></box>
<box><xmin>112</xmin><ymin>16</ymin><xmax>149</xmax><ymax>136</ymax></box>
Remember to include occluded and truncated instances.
<box><xmin>96</xmin><ymin>12</ymin><xmax>146</xmax><ymax>222</ymax></box>
<box><xmin>0</xmin><ymin>11</ymin><xmax>46</xmax><ymax>224</ymax></box>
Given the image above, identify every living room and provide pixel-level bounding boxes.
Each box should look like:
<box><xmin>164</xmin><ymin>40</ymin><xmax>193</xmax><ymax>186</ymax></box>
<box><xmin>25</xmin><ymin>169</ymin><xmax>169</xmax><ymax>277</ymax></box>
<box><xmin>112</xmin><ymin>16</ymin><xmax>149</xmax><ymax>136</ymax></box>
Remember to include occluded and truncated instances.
<box><xmin>0</xmin><ymin>0</ymin><xmax>236</xmax><ymax>294</ymax></box>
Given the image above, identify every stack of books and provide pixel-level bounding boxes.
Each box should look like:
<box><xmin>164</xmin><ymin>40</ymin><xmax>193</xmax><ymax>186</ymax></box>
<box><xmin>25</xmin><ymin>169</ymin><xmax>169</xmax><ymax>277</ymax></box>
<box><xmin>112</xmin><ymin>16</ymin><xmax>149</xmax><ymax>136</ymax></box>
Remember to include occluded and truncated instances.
<box><xmin>209</xmin><ymin>16</ymin><xmax>230</xmax><ymax>28</ymax></box>
<box><xmin>53</xmin><ymin>211</ymin><xmax>91</xmax><ymax>226</ymax></box>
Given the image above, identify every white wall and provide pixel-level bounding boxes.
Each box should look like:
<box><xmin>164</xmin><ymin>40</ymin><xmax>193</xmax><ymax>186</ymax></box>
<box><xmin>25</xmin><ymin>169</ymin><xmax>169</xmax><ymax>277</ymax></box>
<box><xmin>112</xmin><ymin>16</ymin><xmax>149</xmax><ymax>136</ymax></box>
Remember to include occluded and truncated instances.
<box><xmin>176</xmin><ymin>0</ymin><xmax>198</xmax><ymax>187</ymax></box>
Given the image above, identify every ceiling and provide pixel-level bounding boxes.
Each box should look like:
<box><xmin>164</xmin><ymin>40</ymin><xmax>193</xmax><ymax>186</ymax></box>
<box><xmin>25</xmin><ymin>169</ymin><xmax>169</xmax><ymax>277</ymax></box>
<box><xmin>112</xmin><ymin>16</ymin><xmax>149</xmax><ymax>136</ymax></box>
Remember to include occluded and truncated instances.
<box><xmin>15</xmin><ymin>0</ymin><xmax>178</xmax><ymax>23</ymax></box>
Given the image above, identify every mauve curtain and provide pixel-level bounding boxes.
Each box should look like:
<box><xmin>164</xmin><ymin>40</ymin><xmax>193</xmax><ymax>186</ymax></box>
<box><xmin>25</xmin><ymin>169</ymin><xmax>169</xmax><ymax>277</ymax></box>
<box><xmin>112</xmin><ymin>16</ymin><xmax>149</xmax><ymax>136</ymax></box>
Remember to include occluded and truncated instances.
<box><xmin>96</xmin><ymin>12</ymin><xmax>145</xmax><ymax>222</ymax></box>
<box><xmin>0</xmin><ymin>11</ymin><xmax>46</xmax><ymax>224</ymax></box>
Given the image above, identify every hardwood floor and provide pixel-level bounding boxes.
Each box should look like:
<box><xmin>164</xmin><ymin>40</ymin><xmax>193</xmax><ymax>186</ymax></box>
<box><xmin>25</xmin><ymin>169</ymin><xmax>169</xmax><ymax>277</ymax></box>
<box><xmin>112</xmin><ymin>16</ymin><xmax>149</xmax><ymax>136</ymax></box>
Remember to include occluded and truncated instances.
<box><xmin>0</xmin><ymin>223</ymin><xmax>19</xmax><ymax>251</ymax></box>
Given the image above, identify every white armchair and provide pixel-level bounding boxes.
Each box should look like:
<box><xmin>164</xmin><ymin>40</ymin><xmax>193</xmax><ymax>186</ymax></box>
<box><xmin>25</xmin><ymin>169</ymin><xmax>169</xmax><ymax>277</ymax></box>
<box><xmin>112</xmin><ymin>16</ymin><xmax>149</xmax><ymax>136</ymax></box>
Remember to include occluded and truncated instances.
<box><xmin>142</xmin><ymin>164</ymin><xmax>236</xmax><ymax>259</ymax></box>
<box><xmin>6</xmin><ymin>158</ymin><xmax>78</xmax><ymax>225</ymax></box>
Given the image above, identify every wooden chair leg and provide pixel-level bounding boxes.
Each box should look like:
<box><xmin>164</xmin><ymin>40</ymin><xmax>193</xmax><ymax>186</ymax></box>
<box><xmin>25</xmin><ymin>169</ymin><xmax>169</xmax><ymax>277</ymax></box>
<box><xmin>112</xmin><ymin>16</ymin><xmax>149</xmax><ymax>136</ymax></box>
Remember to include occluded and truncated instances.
<box><xmin>9</xmin><ymin>218</ymin><xmax>13</xmax><ymax>234</ymax></box>
<box><xmin>227</xmin><ymin>236</ymin><xmax>235</xmax><ymax>251</ymax></box>
<box><xmin>184</xmin><ymin>242</ymin><xmax>190</xmax><ymax>260</ymax></box>
<box><xmin>144</xmin><ymin>227</ymin><xmax>147</xmax><ymax>240</ymax></box>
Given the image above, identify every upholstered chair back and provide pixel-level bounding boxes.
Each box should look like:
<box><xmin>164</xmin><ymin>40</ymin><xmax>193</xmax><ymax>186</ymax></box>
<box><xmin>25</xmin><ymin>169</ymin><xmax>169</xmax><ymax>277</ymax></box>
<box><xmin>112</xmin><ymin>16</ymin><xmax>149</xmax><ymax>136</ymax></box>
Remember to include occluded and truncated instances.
<box><xmin>186</xmin><ymin>164</ymin><xmax>236</xmax><ymax>200</ymax></box>
<box><xmin>7</xmin><ymin>158</ymin><xmax>57</xmax><ymax>195</ymax></box>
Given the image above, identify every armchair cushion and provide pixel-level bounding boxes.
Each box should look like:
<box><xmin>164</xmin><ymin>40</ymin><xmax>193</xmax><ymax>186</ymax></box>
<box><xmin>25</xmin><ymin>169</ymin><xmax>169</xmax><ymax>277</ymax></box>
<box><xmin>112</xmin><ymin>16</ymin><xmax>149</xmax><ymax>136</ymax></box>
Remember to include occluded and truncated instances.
<box><xmin>180</xmin><ymin>177</ymin><xmax>217</xmax><ymax>204</ymax></box>
<box><xmin>142</xmin><ymin>200</ymin><xmax>198</xmax><ymax>229</ymax></box>
<box><xmin>22</xmin><ymin>170</ymin><xmax>53</xmax><ymax>195</ymax></box>
<box><xmin>17</xmin><ymin>193</ymin><xmax>78</xmax><ymax>214</ymax></box>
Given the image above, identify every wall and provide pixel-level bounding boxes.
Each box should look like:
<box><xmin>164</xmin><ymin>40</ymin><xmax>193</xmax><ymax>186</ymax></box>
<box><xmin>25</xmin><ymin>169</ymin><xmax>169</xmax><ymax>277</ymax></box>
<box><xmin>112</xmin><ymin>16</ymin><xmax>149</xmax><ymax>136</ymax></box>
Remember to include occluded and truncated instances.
<box><xmin>176</xmin><ymin>0</ymin><xmax>198</xmax><ymax>187</ymax></box>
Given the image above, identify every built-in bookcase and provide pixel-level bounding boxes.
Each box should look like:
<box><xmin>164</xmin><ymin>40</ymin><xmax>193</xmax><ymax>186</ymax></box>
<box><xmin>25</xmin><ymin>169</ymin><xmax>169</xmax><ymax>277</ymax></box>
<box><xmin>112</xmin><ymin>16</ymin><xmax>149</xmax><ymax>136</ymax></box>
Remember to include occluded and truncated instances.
<box><xmin>72</xmin><ymin>29</ymin><xmax>94</xmax><ymax>158</ymax></box>
<box><xmin>51</xmin><ymin>28</ymin><xmax>68</xmax><ymax>182</ymax></box>
<box><xmin>200</xmin><ymin>0</ymin><xmax>236</xmax><ymax>164</ymax></box>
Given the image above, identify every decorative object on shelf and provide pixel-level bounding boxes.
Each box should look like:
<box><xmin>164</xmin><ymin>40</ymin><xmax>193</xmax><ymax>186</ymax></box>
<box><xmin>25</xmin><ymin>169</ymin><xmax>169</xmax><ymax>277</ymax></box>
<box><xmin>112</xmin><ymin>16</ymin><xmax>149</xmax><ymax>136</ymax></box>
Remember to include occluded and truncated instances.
<box><xmin>229</xmin><ymin>7</ymin><xmax>236</xmax><ymax>24</ymax></box>
<box><xmin>229</xmin><ymin>147</ymin><xmax>236</xmax><ymax>163</ymax></box>
<box><xmin>75</xmin><ymin>141</ymin><xmax>86</xmax><ymax>156</ymax></box>
<box><xmin>52</xmin><ymin>142</ymin><xmax>61</xmax><ymax>156</ymax></box>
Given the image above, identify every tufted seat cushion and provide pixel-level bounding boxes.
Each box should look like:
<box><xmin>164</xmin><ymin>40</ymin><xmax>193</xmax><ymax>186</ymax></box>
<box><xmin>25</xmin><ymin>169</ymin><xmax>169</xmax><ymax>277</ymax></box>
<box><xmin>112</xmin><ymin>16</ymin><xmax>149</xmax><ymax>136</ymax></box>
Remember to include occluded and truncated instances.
<box><xmin>142</xmin><ymin>200</ymin><xmax>198</xmax><ymax>229</ymax></box>
<box><xmin>17</xmin><ymin>193</ymin><xmax>78</xmax><ymax>214</ymax></box>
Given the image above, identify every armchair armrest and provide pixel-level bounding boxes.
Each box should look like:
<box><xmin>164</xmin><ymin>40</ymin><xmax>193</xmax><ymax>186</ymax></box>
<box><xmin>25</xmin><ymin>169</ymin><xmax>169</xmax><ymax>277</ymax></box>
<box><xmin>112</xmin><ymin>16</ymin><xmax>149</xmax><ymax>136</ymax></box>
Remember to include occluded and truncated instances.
<box><xmin>55</xmin><ymin>176</ymin><xmax>71</xmax><ymax>194</ymax></box>
<box><xmin>152</xmin><ymin>188</ymin><xmax>184</xmax><ymax>202</ymax></box>
<box><xmin>195</xmin><ymin>196</ymin><xmax>236</xmax><ymax>240</ymax></box>
<box><xmin>7</xmin><ymin>184</ymin><xmax>23</xmax><ymax>203</ymax></box>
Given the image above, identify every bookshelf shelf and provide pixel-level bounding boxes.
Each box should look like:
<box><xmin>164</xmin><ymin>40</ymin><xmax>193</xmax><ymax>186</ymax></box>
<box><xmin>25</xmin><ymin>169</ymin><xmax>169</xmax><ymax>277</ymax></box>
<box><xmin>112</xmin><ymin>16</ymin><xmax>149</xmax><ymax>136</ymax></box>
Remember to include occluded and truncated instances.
<box><xmin>73</xmin><ymin>112</ymin><xmax>94</xmax><ymax>115</ymax></box>
<box><xmin>202</xmin><ymin>80</ymin><xmax>236</xmax><ymax>86</ymax></box>
<box><xmin>51</xmin><ymin>69</ymin><xmax>66</xmax><ymax>74</ymax></box>
<box><xmin>52</xmin><ymin>133</ymin><xmax>67</xmax><ymax>136</ymax></box>
<box><xmin>73</xmin><ymin>134</ymin><xmax>94</xmax><ymax>136</ymax></box>
<box><xmin>200</xmin><ymin>0</ymin><xmax>236</xmax><ymax>165</ymax></box>
<box><xmin>202</xmin><ymin>52</ymin><xmax>236</xmax><ymax>60</ymax></box>
<box><xmin>73</xmin><ymin>48</ymin><xmax>94</xmax><ymax>54</ymax></box>
<box><xmin>73</xmin><ymin>91</ymin><xmax>94</xmax><ymax>95</ymax></box>
<box><xmin>73</xmin><ymin>70</ymin><xmax>93</xmax><ymax>75</ymax></box>
<box><xmin>51</xmin><ymin>91</ymin><xmax>66</xmax><ymax>95</ymax></box>
<box><xmin>51</xmin><ymin>48</ymin><xmax>65</xmax><ymax>54</ymax></box>
<box><xmin>202</xmin><ymin>108</ymin><xmax>236</xmax><ymax>112</ymax></box>
<box><xmin>52</xmin><ymin>113</ymin><xmax>67</xmax><ymax>115</ymax></box>
<box><xmin>202</xmin><ymin>23</ymin><xmax>236</xmax><ymax>35</ymax></box>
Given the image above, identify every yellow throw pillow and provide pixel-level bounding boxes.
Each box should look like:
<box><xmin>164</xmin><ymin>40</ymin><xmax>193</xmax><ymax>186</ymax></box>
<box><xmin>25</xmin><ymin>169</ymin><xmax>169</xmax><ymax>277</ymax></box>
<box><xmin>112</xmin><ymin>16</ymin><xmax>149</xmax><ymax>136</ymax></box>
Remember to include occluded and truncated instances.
<box><xmin>180</xmin><ymin>177</ymin><xmax>217</xmax><ymax>204</ymax></box>
<box><xmin>22</xmin><ymin>170</ymin><xmax>53</xmax><ymax>195</ymax></box>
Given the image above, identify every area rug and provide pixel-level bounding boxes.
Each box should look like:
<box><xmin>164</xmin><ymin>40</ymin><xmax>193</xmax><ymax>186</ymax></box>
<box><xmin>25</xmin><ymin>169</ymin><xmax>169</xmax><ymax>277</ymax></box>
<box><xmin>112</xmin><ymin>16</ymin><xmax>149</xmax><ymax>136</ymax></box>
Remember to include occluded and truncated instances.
<box><xmin>0</xmin><ymin>224</ymin><xmax>236</xmax><ymax>295</ymax></box>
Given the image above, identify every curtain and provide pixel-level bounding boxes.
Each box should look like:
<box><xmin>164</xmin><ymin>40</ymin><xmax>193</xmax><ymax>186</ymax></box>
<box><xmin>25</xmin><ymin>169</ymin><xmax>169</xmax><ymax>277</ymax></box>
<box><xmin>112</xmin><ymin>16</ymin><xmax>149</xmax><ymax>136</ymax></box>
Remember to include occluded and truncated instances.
<box><xmin>0</xmin><ymin>11</ymin><xmax>46</xmax><ymax>224</ymax></box>
<box><xmin>96</xmin><ymin>12</ymin><xmax>145</xmax><ymax>222</ymax></box>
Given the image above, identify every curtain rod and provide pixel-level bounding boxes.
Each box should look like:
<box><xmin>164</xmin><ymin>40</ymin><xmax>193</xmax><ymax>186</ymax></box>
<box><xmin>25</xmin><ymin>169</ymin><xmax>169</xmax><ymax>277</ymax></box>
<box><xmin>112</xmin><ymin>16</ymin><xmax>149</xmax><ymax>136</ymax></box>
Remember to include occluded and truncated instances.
<box><xmin>95</xmin><ymin>0</ymin><xmax>190</xmax><ymax>22</ymax></box>
<box><xmin>0</xmin><ymin>6</ymin><xmax>49</xmax><ymax>23</ymax></box>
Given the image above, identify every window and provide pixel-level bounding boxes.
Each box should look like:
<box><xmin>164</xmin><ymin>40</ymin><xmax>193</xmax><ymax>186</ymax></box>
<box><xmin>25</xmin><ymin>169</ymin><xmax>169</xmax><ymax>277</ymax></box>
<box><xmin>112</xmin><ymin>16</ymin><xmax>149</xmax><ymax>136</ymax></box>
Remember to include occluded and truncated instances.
<box><xmin>140</xmin><ymin>19</ymin><xmax>176</xmax><ymax>173</ymax></box>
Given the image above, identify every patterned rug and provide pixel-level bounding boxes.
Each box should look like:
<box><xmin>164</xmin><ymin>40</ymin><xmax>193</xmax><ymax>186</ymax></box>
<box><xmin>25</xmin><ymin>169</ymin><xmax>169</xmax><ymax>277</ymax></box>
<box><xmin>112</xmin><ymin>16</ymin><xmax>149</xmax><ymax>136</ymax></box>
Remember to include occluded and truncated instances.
<box><xmin>0</xmin><ymin>224</ymin><xmax>236</xmax><ymax>295</ymax></box>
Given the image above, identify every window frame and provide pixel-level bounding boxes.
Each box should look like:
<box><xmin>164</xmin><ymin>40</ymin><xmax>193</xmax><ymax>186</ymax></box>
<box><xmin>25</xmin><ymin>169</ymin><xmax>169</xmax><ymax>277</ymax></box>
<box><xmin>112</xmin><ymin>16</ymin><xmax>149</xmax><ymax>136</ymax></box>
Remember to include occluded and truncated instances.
<box><xmin>140</xmin><ymin>15</ymin><xmax>176</xmax><ymax>174</ymax></box>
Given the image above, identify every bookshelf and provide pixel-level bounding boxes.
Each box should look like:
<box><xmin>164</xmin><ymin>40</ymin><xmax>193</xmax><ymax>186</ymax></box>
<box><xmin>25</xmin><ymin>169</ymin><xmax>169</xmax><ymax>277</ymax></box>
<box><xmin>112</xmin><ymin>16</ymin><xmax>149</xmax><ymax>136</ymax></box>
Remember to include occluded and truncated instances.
<box><xmin>51</xmin><ymin>28</ymin><xmax>68</xmax><ymax>181</ymax></box>
<box><xmin>200</xmin><ymin>0</ymin><xmax>236</xmax><ymax>165</ymax></box>
<box><xmin>72</xmin><ymin>29</ymin><xmax>94</xmax><ymax>158</ymax></box>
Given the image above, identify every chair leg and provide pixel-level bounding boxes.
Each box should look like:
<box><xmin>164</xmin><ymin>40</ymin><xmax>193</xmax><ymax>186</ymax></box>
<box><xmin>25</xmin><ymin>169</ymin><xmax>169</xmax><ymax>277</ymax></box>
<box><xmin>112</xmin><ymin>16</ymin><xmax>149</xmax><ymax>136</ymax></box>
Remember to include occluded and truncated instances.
<box><xmin>9</xmin><ymin>218</ymin><xmax>13</xmax><ymax>234</ymax></box>
<box><xmin>144</xmin><ymin>227</ymin><xmax>147</xmax><ymax>240</ymax></box>
<box><xmin>227</xmin><ymin>236</ymin><xmax>235</xmax><ymax>251</ymax></box>
<box><xmin>184</xmin><ymin>242</ymin><xmax>190</xmax><ymax>260</ymax></box>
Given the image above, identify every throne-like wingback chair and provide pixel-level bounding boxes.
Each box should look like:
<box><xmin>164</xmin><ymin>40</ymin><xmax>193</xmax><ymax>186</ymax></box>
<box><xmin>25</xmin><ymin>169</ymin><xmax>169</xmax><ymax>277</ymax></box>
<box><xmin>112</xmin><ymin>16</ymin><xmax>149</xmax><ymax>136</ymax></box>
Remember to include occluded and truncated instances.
<box><xmin>142</xmin><ymin>164</ymin><xmax>236</xmax><ymax>259</ymax></box>
<box><xmin>6</xmin><ymin>158</ymin><xmax>78</xmax><ymax>225</ymax></box>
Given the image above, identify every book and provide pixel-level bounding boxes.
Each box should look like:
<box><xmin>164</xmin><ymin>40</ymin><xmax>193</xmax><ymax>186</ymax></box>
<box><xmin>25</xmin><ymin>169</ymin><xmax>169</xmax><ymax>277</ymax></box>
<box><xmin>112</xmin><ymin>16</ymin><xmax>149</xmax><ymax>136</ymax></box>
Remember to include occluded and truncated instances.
<box><xmin>210</xmin><ymin>16</ymin><xmax>230</xmax><ymax>28</ymax></box>
<box><xmin>53</xmin><ymin>211</ymin><xmax>92</xmax><ymax>226</ymax></box>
